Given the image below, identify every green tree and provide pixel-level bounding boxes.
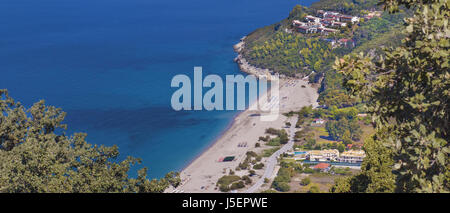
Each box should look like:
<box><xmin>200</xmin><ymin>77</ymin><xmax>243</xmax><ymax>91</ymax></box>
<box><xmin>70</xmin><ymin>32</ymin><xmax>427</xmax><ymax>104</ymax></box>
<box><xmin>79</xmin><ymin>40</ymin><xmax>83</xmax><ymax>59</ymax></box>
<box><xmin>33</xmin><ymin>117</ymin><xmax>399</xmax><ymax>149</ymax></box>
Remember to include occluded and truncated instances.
<box><xmin>338</xmin><ymin>143</ymin><xmax>346</xmax><ymax>153</ymax></box>
<box><xmin>334</xmin><ymin>0</ymin><xmax>449</xmax><ymax>192</ymax></box>
<box><xmin>274</xmin><ymin>182</ymin><xmax>290</xmax><ymax>192</ymax></box>
<box><xmin>300</xmin><ymin>177</ymin><xmax>311</xmax><ymax>186</ymax></box>
<box><xmin>326</xmin><ymin>117</ymin><xmax>361</xmax><ymax>141</ymax></box>
<box><xmin>342</xmin><ymin>130</ymin><xmax>353</xmax><ymax>145</ymax></box>
<box><xmin>0</xmin><ymin>90</ymin><xmax>180</xmax><ymax>193</ymax></box>
<box><xmin>330</xmin><ymin>136</ymin><xmax>396</xmax><ymax>193</ymax></box>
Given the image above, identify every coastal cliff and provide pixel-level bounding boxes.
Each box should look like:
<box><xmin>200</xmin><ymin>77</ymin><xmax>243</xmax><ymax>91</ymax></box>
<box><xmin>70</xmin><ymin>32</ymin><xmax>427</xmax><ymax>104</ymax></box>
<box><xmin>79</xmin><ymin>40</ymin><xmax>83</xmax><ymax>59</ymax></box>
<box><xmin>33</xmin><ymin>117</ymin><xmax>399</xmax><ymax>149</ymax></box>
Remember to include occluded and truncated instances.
<box><xmin>233</xmin><ymin>36</ymin><xmax>276</xmax><ymax>78</ymax></box>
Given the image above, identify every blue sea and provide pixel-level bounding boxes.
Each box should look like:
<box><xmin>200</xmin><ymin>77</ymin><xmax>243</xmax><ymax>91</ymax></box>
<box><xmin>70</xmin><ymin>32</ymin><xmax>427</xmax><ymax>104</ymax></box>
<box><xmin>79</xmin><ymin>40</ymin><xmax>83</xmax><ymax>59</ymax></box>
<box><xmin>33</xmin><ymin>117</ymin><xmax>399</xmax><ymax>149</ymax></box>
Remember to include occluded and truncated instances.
<box><xmin>0</xmin><ymin>0</ymin><xmax>316</xmax><ymax>177</ymax></box>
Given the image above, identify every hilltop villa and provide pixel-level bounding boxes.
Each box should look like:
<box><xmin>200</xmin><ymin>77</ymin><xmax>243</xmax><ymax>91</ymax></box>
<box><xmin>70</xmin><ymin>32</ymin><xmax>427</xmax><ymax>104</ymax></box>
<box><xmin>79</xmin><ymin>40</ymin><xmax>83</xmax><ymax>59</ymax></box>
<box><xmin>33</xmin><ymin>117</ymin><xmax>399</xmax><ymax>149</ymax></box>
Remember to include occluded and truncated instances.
<box><xmin>292</xmin><ymin>10</ymin><xmax>360</xmax><ymax>35</ymax></box>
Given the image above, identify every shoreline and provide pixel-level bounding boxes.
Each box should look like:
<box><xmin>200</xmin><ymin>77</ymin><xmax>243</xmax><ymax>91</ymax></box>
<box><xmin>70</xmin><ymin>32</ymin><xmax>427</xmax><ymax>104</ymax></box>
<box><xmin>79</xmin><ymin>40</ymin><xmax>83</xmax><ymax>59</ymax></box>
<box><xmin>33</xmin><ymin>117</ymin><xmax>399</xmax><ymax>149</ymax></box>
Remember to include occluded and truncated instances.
<box><xmin>177</xmin><ymin>36</ymin><xmax>267</xmax><ymax>173</ymax></box>
<box><xmin>177</xmin><ymin>37</ymin><xmax>264</xmax><ymax>173</ymax></box>
<box><xmin>178</xmin><ymin>108</ymin><xmax>244</xmax><ymax>173</ymax></box>
<box><xmin>172</xmin><ymin>37</ymin><xmax>319</xmax><ymax>193</ymax></box>
<box><xmin>233</xmin><ymin>36</ymin><xmax>274</xmax><ymax>77</ymax></box>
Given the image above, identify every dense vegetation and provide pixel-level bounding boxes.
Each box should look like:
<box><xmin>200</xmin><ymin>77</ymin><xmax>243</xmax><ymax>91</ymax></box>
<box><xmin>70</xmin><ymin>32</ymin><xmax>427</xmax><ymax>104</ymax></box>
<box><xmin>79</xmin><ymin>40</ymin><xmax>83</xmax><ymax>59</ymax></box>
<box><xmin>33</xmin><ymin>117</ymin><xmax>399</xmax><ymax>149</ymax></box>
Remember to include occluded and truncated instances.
<box><xmin>326</xmin><ymin>117</ymin><xmax>362</xmax><ymax>142</ymax></box>
<box><xmin>244</xmin><ymin>32</ymin><xmax>334</xmax><ymax>76</ymax></box>
<box><xmin>309</xmin><ymin>0</ymin><xmax>379</xmax><ymax>15</ymax></box>
<box><xmin>0</xmin><ymin>90</ymin><xmax>180</xmax><ymax>192</ymax></box>
<box><xmin>244</xmin><ymin>0</ymin><xmax>448</xmax><ymax>193</ymax></box>
<box><xmin>331</xmin><ymin>0</ymin><xmax>449</xmax><ymax>192</ymax></box>
<box><xmin>241</xmin><ymin>0</ymin><xmax>406</xmax><ymax>80</ymax></box>
<box><xmin>271</xmin><ymin>161</ymin><xmax>302</xmax><ymax>192</ymax></box>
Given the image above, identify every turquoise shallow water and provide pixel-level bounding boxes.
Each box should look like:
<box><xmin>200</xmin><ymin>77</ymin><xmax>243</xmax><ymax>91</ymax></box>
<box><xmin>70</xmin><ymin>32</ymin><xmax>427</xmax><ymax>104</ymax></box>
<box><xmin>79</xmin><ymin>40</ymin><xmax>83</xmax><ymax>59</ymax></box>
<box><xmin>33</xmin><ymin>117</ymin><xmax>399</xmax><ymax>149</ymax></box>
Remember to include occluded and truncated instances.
<box><xmin>0</xmin><ymin>0</ymin><xmax>316</xmax><ymax>177</ymax></box>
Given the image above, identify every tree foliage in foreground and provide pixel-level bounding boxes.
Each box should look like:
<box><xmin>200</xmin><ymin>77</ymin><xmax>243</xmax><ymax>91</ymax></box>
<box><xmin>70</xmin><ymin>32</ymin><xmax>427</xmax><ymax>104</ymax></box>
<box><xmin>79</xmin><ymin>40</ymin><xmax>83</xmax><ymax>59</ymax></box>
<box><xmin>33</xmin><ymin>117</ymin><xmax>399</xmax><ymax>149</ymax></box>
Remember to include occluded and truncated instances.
<box><xmin>0</xmin><ymin>90</ymin><xmax>180</xmax><ymax>192</ymax></box>
<box><xmin>332</xmin><ymin>0</ymin><xmax>449</xmax><ymax>192</ymax></box>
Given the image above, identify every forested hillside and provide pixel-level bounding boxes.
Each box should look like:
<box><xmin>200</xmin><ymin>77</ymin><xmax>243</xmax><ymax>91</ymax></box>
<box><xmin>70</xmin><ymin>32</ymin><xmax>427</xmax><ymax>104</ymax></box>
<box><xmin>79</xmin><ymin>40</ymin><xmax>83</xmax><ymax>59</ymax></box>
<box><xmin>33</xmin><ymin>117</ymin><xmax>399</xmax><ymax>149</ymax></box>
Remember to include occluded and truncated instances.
<box><xmin>331</xmin><ymin>0</ymin><xmax>449</xmax><ymax>192</ymax></box>
<box><xmin>241</xmin><ymin>0</ymin><xmax>448</xmax><ymax>193</ymax></box>
<box><xmin>240</xmin><ymin>0</ymin><xmax>409</xmax><ymax>109</ymax></box>
<box><xmin>241</xmin><ymin>0</ymin><xmax>407</xmax><ymax>80</ymax></box>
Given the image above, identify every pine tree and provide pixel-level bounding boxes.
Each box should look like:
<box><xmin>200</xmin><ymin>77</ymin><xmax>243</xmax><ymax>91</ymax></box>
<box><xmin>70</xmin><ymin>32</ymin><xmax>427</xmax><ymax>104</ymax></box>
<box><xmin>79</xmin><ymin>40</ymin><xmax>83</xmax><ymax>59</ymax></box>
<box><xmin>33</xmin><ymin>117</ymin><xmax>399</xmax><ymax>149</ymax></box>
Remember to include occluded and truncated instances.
<box><xmin>0</xmin><ymin>90</ymin><xmax>180</xmax><ymax>193</ymax></box>
<box><xmin>333</xmin><ymin>0</ymin><xmax>449</xmax><ymax>192</ymax></box>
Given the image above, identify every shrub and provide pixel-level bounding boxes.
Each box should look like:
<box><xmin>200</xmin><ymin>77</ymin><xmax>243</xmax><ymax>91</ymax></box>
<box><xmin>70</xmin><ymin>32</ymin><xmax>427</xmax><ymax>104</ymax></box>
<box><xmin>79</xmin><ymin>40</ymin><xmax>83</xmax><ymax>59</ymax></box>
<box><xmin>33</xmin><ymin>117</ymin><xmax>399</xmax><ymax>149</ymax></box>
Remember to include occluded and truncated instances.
<box><xmin>303</xmin><ymin>167</ymin><xmax>315</xmax><ymax>174</ymax></box>
<box><xmin>274</xmin><ymin>182</ymin><xmax>290</xmax><ymax>192</ymax></box>
<box><xmin>238</xmin><ymin>162</ymin><xmax>249</xmax><ymax>170</ymax></box>
<box><xmin>265</xmin><ymin>128</ymin><xmax>281</xmax><ymax>135</ymax></box>
<box><xmin>217</xmin><ymin>175</ymin><xmax>241</xmax><ymax>186</ymax></box>
<box><xmin>300</xmin><ymin>177</ymin><xmax>311</xmax><ymax>186</ymax></box>
<box><xmin>219</xmin><ymin>184</ymin><xmax>230</xmax><ymax>192</ymax></box>
<box><xmin>242</xmin><ymin>176</ymin><xmax>252</xmax><ymax>185</ymax></box>
<box><xmin>308</xmin><ymin>185</ymin><xmax>320</xmax><ymax>193</ymax></box>
<box><xmin>263</xmin><ymin>147</ymin><xmax>280</xmax><ymax>157</ymax></box>
<box><xmin>280</xmin><ymin>133</ymin><xmax>289</xmax><ymax>144</ymax></box>
<box><xmin>246</xmin><ymin>151</ymin><xmax>258</xmax><ymax>157</ymax></box>
<box><xmin>253</xmin><ymin>163</ymin><xmax>264</xmax><ymax>170</ymax></box>
<box><xmin>258</xmin><ymin>135</ymin><xmax>270</xmax><ymax>142</ymax></box>
<box><xmin>267</xmin><ymin>137</ymin><xmax>281</xmax><ymax>146</ymax></box>
<box><xmin>261</xmin><ymin>189</ymin><xmax>278</xmax><ymax>193</ymax></box>
<box><xmin>230</xmin><ymin>181</ymin><xmax>245</xmax><ymax>190</ymax></box>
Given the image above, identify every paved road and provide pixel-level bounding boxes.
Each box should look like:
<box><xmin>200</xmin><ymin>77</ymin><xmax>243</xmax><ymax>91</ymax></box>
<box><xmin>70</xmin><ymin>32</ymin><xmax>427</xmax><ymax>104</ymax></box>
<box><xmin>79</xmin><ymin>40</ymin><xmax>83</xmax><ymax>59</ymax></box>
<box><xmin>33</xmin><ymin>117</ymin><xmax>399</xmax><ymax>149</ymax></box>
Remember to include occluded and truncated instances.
<box><xmin>245</xmin><ymin>117</ymin><xmax>296</xmax><ymax>193</ymax></box>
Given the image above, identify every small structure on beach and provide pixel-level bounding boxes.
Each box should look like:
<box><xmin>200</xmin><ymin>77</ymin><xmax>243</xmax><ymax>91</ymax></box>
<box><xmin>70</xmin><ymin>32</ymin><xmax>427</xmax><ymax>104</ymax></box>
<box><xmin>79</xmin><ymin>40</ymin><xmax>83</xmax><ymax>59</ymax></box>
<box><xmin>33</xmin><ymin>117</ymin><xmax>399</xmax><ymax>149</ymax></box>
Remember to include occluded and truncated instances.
<box><xmin>219</xmin><ymin>156</ymin><xmax>235</xmax><ymax>162</ymax></box>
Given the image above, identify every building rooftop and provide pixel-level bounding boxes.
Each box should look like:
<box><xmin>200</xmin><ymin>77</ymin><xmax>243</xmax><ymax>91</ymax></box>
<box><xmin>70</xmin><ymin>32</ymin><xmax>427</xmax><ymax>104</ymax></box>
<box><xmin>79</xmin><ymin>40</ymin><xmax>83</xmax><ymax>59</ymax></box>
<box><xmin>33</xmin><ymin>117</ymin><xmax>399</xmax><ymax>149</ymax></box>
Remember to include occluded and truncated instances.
<box><xmin>341</xmin><ymin>150</ymin><xmax>366</xmax><ymax>157</ymax></box>
<box><xmin>313</xmin><ymin>163</ymin><xmax>331</xmax><ymax>169</ymax></box>
<box><xmin>309</xmin><ymin>149</ymin><xmax>339</xmax><ymax>156</ymax></box>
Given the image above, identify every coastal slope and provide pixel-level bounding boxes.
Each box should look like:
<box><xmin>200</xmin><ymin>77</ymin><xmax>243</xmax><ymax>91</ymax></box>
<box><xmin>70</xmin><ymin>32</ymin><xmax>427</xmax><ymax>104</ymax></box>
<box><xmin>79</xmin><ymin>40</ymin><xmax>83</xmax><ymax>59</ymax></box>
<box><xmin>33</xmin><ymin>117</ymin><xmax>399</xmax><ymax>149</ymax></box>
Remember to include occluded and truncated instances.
<box><xmin>175</xmin><ymin>40</ymin><xmax>319</xmax><ymax>192</ymax></box>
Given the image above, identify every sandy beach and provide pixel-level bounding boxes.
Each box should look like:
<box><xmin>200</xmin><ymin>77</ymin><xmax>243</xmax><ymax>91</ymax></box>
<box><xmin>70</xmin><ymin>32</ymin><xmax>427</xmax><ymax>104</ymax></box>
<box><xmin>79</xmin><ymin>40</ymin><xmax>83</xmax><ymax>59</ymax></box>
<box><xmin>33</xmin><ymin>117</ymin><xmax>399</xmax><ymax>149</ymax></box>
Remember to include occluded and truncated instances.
<box><xmin>172</xmin><ymin>38</ymin><xmax>319</xmax><ymax>193</ymax></box>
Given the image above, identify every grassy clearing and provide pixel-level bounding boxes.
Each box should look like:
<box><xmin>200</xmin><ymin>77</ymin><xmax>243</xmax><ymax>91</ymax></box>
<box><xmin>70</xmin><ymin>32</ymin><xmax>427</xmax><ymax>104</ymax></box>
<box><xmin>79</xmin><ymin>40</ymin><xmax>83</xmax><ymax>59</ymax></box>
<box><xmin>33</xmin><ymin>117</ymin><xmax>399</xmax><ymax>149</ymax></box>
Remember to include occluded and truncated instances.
<box><xmin>217</xmin><ymin>175</ymin><xmax>241</xmax><ymax>186</ymax></box>
<box><xmin>262</xmin><ymin>147</ymin><xmax>281</xmax><ymax>157</ymax></box>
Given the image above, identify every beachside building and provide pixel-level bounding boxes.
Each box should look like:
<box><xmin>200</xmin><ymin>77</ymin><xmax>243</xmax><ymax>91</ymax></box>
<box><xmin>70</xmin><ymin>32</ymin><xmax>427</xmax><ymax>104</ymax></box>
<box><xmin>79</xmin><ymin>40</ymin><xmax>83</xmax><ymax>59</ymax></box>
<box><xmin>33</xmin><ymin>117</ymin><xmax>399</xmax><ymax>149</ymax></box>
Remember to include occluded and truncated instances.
<box><xmin>308</xmin><ymin>149</ymin><xmax>339</xmax><ymax>162</ymax></box>
<box><xmin>339</xmin><ymin>150</ymin><xmax>366</xmax><ymax>163</ymax></box>
<box><xmin>293</xmin><ymin>151</ymin><xmax>308</xmax><ymax>160</ymax></box>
